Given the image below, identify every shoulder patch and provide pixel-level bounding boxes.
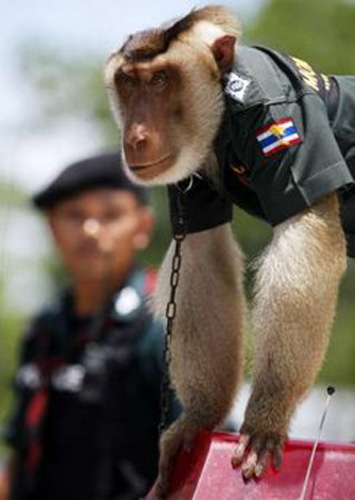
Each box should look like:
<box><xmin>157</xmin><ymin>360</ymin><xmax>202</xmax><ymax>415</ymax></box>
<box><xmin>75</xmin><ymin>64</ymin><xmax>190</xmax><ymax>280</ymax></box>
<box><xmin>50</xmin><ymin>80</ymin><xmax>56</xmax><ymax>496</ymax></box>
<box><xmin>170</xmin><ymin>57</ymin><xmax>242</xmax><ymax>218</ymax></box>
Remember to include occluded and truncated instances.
<box><xmin>224</xmin><ymin>72</ymin><xmax>251</xmax><ymax>103</ymax></box>
<box><xmin>256</xmin><ymin>118</ymin><xmax>302</xmax><ymax>157</ymax></box>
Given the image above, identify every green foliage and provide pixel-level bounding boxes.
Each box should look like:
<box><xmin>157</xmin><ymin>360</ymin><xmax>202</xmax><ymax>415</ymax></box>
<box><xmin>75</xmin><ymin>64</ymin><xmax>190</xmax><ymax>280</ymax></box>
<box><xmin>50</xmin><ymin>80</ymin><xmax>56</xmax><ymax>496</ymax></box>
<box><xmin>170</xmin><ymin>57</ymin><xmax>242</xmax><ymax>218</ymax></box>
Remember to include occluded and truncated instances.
<box><xmin>0</xmin><ymin>183</ymin><xmax>28</xmax><ymax>423</ymax></box>
<box><xmin>0</xmin><ymin>314</ymin><xmax>24</xmax><ymax>420</ymax></box>
<box><xmin>247</xmin><ymin>0</ymin><xmax>355</xmax><ymax>73</ymax></box>
<box><xmin>319</xmin><ymin>267</ymin><xmax>355</xmax><ymax>386</ymax></box>
<box><xmin>0</xmin><ymin>312</ymin><xmax>25</xmax><ymax>459</ymax></box>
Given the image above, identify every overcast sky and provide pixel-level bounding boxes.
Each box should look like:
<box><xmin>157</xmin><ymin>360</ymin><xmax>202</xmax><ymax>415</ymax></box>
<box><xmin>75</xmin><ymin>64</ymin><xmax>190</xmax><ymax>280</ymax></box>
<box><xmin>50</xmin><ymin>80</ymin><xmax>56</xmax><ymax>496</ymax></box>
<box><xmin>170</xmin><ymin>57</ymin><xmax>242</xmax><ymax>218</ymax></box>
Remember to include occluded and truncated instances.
<box><xmin>0</xmin><ymin>0</ymin><xmax>264</xmax><ymax>193</ymax></box>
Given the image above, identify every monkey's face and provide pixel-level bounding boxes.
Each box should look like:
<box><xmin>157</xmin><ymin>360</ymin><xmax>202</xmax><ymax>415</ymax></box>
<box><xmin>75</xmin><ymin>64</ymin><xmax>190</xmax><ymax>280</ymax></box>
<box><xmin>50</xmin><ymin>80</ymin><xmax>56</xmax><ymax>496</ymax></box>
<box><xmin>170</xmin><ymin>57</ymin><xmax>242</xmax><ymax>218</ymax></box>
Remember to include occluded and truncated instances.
<box><xmin>105</xmin><ymin>42</ymin><xmax>226</xmax><ymax>186</ymax></box>
<box><xmin>109</xmin><ymin>59</ymin><xmax>184</xmax><ymax>185</ymax></box>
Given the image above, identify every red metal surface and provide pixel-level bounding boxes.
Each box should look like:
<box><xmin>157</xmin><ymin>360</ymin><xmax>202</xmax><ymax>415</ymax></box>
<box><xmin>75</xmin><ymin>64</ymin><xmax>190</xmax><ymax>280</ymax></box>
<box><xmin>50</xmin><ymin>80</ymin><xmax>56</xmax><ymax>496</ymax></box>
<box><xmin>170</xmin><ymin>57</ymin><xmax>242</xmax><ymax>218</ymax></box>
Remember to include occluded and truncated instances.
<box><xmin>146</xmin><ymin>432</ymin><xmax>355</xmax><ymax>499</ymax></box>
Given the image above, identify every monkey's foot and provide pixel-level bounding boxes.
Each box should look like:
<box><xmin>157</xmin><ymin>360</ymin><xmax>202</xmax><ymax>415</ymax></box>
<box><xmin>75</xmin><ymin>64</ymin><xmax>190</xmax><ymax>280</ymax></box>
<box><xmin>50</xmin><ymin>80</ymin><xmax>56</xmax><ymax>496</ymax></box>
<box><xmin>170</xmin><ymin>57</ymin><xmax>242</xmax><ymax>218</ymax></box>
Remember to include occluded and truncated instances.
<box><xmin>155</xmin><ymin>419</ymin><xmax>196</xmax><ymax>498</ymax></box>
<box><xmin>155</xmin><ymin>472</ymin><xmax>174</xmax><ymax>500</ymax></box>
<box><xmin>231</xmin><ymin>431</ymin><xmax>284</xmax><ymax>479</ymax></box>
<box><xmin>153</xmin><ymin>479</ymin><xmax>168</xmax><ymax>500</ymax></box>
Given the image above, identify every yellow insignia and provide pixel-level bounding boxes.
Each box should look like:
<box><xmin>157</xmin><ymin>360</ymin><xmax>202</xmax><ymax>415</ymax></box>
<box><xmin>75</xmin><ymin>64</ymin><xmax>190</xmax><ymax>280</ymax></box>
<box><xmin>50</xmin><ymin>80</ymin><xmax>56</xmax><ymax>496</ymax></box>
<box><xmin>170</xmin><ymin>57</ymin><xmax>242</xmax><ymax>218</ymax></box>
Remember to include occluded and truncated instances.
<box><xmin>322</xmin><ymin>74</ymin><xmax>331</xmax><ymax>92</ymax></box>
<box><xmin>291</xmin><ymin>56</ymin><xmax>319</xmax><ymax>92</ymax></box>
<box><xmin>269</xmin><ymin>124</ymin><xmax>292</xmax><ymax>146</ymax></box>
<box><xmin>270</xmin><ymin>124</ymin><xmax>285</xmax><ymax>138</ymax></box>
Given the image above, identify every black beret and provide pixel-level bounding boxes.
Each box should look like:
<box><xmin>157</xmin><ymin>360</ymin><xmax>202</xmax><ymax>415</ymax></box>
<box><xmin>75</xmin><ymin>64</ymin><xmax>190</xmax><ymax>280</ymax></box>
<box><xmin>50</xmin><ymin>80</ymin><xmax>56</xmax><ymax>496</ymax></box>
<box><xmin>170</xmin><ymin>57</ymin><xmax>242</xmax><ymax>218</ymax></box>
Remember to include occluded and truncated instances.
<box><xmin>32</xmin><ymin>152</ymin><xmax>148</xmax><ymax>209</ymax></box>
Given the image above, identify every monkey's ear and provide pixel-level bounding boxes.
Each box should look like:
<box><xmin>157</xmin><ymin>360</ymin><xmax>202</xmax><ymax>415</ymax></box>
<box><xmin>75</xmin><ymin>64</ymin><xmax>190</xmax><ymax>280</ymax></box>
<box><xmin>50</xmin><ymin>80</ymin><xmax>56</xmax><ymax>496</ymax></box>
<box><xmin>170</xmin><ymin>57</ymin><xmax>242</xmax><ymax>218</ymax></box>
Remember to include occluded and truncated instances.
<box><xmin>211</xmin><ymin>35</ymin><xmax>236</xmax><ymax>72</ymax></box>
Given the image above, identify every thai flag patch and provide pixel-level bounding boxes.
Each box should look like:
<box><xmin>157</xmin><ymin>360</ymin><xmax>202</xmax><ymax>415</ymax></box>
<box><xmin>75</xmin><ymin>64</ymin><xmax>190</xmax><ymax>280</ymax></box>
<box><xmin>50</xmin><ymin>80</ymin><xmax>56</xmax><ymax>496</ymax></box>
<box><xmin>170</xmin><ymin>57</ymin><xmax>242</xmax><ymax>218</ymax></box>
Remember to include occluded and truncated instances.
<box><xmin>256</xmin><ymin>118</ymin><xmax>302</xmax><ymax>157</ymax></box>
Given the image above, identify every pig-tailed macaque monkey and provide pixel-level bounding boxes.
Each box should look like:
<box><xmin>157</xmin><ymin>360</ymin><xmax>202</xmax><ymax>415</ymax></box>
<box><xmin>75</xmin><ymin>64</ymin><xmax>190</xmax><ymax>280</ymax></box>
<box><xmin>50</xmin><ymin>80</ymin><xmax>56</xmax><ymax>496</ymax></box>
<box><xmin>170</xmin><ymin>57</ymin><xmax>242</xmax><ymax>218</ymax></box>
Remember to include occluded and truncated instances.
<box><xmin>105</xmin><ymin>4</ymin><xmax>355</xmax><ymax>495</ymax></box>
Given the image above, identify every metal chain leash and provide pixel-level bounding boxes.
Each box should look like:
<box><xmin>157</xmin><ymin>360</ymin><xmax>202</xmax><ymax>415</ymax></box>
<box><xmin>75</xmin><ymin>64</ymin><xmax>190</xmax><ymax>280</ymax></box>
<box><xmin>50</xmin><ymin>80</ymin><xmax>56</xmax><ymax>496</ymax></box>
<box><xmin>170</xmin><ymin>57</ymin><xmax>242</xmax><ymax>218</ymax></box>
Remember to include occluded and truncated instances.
<box><xmin>159</xmin><ymin>184</ymin><xmax>188</xmax><ymax>434</ymax></box>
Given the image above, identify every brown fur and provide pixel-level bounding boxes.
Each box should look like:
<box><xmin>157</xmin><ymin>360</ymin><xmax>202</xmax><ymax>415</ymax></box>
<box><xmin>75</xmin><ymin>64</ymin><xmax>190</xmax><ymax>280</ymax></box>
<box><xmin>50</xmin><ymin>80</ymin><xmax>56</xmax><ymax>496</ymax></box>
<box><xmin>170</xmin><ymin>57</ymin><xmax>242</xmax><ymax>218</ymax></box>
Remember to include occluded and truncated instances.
<box><xmin>118</xmin><ymin>5</ymin><xmax>239</xmax><ymax>63</ymax></box>
<box><xmin>244</xmin><ymin>194</ymin><xmax>346</xmax><ymax>435</ymax></box>
<box><xmin>154</xmin><ymin>224</ymin><xmax>246</xmax><ymax>493</ymax></box>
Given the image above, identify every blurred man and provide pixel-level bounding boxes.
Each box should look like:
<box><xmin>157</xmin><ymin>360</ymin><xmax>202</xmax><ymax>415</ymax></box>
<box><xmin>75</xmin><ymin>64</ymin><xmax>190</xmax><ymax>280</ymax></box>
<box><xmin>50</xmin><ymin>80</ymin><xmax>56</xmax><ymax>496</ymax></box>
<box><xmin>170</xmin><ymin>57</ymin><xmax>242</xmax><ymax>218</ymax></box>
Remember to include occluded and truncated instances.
<box><xmin>1</xmin><ymin>152</ymin><xmax>179</xmax><ymax>500</ymax></box>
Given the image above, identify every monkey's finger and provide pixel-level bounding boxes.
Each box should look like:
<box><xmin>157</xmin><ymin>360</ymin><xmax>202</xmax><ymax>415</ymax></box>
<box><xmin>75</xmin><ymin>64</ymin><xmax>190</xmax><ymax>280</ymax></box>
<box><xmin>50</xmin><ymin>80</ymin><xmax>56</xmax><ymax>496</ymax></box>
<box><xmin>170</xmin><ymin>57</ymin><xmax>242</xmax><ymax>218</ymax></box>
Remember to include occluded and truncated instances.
<box><xmin>272</xmin><ymin>443</ymin><xmax>283</xmax><ymax>471</ymax></box>
<box><xmin>254</xmin><ymin>436</ymin><xmax>283</xmax><ymax>477</ymax></box>
<box><xmin>231</xmin><ymin>434</ymin><xmax>250</xmax><ymax>468</ymax></box>
<box><xmin>241</xmin><ymin>449</ymin><xmax>258</xmax><ymax>479</ymax></box>
<box><xmin>254</xmin><ymin>449</ymin><xmax>271</xmax><ymax>478</ymax></box>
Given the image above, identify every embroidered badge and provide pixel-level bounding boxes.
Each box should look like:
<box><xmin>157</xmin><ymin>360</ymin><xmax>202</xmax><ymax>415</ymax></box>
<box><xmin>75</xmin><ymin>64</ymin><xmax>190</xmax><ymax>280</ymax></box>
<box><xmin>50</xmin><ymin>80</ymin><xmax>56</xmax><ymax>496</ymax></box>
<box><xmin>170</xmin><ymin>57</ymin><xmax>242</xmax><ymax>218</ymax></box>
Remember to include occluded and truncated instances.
<box><xmin>224</xmin><ymin>72</ymin><xmax>251</xmax><ymax>103</ymax></box>
<box><xmin>256</xmin><ymin>118</ymin><xmax>302</xmax><ymax>157</ymax></box>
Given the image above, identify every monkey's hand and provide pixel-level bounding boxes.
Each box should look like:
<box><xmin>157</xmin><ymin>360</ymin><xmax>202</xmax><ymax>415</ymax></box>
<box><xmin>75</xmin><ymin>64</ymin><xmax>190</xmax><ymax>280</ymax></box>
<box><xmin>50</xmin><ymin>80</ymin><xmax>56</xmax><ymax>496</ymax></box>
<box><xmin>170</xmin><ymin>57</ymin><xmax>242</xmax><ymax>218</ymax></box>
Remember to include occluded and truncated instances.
<box><xmin>231</xmin><ymin>388</ymin><xmax>288</xmax><ymax>479</ymax></box>
<box><xmin>231</xmin><ymin>424</ymin><xmax>286</xmax><ymax>479</ymax></box>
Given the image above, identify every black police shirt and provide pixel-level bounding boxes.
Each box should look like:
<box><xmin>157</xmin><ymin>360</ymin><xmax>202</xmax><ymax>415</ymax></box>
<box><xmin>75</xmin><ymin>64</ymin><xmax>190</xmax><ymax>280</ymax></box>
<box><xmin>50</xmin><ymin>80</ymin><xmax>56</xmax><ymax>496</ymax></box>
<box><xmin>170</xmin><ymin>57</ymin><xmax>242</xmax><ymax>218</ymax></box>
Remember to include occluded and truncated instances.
<box><xmin>6</xmin><ymin>268</ymin><xmax>179</xmax><ymax>500</ymax></box>
<box><xmin>169</xmin><ymin>46</ymin><xmax>355</xmax><ymax>256</ymax></box>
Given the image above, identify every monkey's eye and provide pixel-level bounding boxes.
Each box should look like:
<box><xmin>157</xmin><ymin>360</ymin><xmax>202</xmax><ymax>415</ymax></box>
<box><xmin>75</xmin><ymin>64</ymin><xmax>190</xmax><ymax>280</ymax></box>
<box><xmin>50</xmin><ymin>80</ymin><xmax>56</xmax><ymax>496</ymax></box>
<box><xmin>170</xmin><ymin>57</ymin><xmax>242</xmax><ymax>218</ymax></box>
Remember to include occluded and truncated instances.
<box><xmin>115</xmin><ymin>70</ymin><xmax>136</xmax><ymax>87</ymax></box>
<box><xmin>149</xmin><ymin>70</ymin><xmax>168</xmax><ymax>88</ymax></box>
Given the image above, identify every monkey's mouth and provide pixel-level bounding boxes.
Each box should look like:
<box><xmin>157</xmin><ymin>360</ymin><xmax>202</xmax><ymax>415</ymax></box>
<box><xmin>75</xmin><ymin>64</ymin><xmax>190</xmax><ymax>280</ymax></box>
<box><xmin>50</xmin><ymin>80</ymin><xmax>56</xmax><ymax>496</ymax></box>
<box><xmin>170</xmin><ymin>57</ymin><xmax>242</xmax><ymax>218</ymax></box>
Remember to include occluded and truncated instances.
<box><xmin>128</xmin><ymin>153</ymin><xmax>175</xmax><ymax>179</ymax></box>
<box><xmin>129</xmin><ymin>154</ymin><xmax>173</xmax><ymax>170</ymax></box>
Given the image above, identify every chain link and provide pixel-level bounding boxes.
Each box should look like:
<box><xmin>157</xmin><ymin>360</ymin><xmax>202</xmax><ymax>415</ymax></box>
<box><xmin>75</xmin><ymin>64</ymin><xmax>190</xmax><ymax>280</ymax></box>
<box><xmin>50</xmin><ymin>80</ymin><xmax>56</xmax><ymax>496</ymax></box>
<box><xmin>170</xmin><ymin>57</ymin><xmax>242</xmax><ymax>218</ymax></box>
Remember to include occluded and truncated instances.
<box><xmin>159</xmin><ymin>184</ymin><xmax>187</xmax><ymax>434</ymax></box>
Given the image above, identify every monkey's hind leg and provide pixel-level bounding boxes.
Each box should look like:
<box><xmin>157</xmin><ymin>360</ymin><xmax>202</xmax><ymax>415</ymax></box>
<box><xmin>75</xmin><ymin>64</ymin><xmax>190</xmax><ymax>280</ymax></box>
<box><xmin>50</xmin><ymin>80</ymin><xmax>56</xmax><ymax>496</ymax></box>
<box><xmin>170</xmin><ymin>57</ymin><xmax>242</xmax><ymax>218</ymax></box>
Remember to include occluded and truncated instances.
<box><xmin>154</xmin><ymin>224</ymin><xmax>246</xmax><ymax>497</ymax></box>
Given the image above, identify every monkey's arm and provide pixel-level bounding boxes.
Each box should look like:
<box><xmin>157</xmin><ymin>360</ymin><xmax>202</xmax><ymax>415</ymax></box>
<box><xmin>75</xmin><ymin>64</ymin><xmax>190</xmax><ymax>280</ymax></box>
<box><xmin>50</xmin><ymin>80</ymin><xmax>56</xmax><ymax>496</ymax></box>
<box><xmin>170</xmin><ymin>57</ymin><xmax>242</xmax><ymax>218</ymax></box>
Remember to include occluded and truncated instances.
<box><xmin>233</xmin><ymin>193</ymin><xmax>347</xmax><ymax>479</ymax></box>
<box><xmin>154</xmin><ymin>224</ymin><xmax>246</xmax><ymax>494</ymax></box>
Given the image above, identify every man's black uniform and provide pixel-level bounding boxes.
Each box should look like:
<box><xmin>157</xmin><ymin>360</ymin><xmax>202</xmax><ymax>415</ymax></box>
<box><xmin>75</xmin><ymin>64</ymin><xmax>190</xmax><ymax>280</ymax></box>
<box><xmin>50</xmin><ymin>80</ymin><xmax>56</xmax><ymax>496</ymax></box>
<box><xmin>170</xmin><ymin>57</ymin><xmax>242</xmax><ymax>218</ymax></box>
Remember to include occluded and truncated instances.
<box><xmin>169</xmin><ymin>46</ymin><xmax>355</xmax><ymax>255</ymax></box>
<box><xmin>5</xmin><ymin>268</ymin><xmax>179</xmax><ymax>500</ymax></box>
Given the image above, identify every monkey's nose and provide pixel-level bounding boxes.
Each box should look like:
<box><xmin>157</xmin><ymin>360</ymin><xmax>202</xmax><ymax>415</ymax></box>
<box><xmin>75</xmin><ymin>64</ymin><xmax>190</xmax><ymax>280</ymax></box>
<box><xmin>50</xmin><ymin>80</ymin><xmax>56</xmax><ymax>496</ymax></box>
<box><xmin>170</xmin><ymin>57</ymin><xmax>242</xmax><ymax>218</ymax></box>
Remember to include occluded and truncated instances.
<box><xmin>125</xmin><ymin>124</ymin><xmax>150</xmax><ymax>151</ymax></box>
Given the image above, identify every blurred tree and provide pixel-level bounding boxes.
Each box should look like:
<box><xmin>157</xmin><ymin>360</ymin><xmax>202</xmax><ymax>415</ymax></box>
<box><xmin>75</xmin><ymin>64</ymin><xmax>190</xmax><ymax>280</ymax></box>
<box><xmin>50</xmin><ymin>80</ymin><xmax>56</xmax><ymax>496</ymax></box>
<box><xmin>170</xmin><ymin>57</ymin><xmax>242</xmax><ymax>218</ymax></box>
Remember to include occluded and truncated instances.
<box><xmin>0</xmin><ymin>182</ymin><xmax>28</xmax><ymax>448</ymax></box>
<box><xmin>247</xmin><ymin>0</ymin><xmax>355</xmax><ymax>74</ymax></box>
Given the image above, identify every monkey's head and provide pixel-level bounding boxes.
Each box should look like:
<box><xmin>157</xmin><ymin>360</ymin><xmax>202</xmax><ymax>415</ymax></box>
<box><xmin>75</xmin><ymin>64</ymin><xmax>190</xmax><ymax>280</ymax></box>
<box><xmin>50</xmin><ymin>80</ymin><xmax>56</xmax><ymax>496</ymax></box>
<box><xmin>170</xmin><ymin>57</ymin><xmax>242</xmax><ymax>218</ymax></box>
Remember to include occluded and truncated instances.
<box><xmin>105</xmin><ymin>6</ymin><xmax>240</xmax><ymax>186</ymax></box>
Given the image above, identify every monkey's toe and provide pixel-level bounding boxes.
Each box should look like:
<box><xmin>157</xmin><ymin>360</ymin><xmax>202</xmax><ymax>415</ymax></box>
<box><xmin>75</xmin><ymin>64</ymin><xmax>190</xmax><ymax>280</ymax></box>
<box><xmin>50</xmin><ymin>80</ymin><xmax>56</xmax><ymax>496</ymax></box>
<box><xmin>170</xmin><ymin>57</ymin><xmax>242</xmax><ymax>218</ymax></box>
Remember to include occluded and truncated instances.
<box><xmin>232</xmin><ymin>432</ymin><xmax>284</xmax><ymax>479</ymax></box>
<box><xmin>231</xmin><ymin>434</ymin><xmax>250</xmax><ymax>468</ymax></box>
<box><xmin>240</xmin><ymin>449</ymin><xmax>258</xmax><ymax>479</ymax></box>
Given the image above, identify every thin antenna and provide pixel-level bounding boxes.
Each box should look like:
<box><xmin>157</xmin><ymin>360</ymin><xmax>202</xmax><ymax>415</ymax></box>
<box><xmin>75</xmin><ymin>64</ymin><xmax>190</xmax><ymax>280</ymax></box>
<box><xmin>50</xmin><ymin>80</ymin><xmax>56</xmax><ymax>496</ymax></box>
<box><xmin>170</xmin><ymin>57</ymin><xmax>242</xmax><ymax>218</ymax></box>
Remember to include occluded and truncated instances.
<box><xmin>299</xmin><ymin>386</ymin><xmax>335</xmax><ymax>500</ymax></box>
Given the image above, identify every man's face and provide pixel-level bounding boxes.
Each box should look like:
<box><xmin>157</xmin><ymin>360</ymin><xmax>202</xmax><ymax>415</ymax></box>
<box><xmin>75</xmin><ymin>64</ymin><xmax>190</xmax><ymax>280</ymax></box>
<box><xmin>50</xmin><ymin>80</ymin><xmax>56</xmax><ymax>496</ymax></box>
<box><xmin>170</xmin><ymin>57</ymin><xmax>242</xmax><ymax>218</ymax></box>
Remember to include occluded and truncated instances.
<box><xmin>47</xmin><ymin>188</ymin><xmax>152</xmax><ymax>284</ymax></box>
